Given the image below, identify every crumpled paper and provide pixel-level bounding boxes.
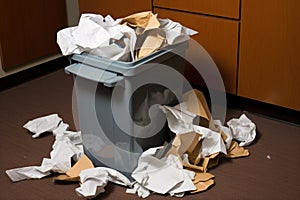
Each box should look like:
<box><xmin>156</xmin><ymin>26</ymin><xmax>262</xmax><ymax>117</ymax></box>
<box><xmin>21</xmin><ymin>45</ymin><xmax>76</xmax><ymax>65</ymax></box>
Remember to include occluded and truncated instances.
<box><xmin>76</xmin><ymin>167</ymin><xmax>132</xmax><ymax>199</ymax></box>
<box><xmin>160</xmin><ymin>105</ymin><xmax>227</xmax><ymax>157</ymax></box>
<box><xmin>227</xmin><ymin>114</ymin><xmax>256</xmax><ymax>146</ymax></box>
<box><xmin>57</xmin><ymin>11</ymin><xmax>197</xmax><ymax>61</ymax></box>
<box><xmin>126</xmin><ymin>182</ymin><xmax>150</xmax><ymax>198</ymax></box>
<box><xmin>6</xmin><ymin>114</ymin><xmax>83</xmax><ymax>182</ymax></box>
<box><xmin>23</xmin><ymin>113</ymin><xmax>62</xmax><ymax>138</ymax></box>
<box><xmin>159</xmin><ymin>18</ymin><xmax>198</xmax><ymax>46</ymax></box>
<box><xmin>130</xmin><ymin>147</ymin><xmax>196</xmax><ymax>197</ymax></box>
<box><xmin>57</xmin><ymin>13</ymin><xmax>136</xmax><ymax>61</ymax></box>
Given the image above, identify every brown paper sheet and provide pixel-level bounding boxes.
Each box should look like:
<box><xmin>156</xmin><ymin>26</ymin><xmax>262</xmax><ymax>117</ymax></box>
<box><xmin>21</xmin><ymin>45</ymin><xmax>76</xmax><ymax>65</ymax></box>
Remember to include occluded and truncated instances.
<box><xmin>225</xmin><ymin>141</ymin><xmax>250</xmax><ymax>158</ymax></box>
<box><xmin>53</xmin><ymin>154</ymin><xmax>94</xmax><ymax>183</ymax></box>
<box><xmin>191</xmin><ymin>179</ymin><xmax>214</xmax><ymax>193</ymax></box>
<box><xmin>120</xmin><ymin>11</ymin><xmax>160</xmax><ymax>31</ymax></box>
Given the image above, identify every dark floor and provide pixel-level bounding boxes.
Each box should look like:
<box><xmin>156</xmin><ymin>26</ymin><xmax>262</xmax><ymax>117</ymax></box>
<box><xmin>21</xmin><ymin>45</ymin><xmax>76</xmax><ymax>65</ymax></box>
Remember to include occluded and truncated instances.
<box><xmin>0</xmin><ymin>68</ymin><xmax>299</xmax><ymax>200</ymax></box>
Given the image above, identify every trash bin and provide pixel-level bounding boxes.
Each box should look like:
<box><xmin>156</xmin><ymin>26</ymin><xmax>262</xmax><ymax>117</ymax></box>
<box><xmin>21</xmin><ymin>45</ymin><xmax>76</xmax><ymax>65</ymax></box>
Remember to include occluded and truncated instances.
<box><xmin>65</xmin><ymin>42</ymin><xmax>188</xmax><ymax>179</ymax></box>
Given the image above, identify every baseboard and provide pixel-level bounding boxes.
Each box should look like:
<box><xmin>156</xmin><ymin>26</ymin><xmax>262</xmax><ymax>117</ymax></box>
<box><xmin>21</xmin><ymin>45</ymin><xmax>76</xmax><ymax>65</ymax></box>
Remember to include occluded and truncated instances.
<box><xmin>192</xmin><ymin>85</ymin><xmax>300</xmax><ymax>125</ymax></box>
<box><xmin>0</xmin><ymin>56</ymin><xmax>70</xmax><ymax>91</ymax></box>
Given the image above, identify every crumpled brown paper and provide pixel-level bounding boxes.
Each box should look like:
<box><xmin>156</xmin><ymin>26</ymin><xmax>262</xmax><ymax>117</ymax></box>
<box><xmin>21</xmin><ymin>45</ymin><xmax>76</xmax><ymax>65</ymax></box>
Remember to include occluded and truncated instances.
<box><xmin>164</xmin><ymin>89</ymin><xmax>251</xmax><ymax>194</ymax></box>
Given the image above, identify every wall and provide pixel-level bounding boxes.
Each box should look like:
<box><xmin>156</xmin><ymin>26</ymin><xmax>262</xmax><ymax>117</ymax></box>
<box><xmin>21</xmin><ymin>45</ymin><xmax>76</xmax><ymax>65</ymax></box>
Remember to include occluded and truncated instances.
<box><xmin>0</xmin><ymin>0</ymin><xmax>79</xmax><ymax>78</ymax></box>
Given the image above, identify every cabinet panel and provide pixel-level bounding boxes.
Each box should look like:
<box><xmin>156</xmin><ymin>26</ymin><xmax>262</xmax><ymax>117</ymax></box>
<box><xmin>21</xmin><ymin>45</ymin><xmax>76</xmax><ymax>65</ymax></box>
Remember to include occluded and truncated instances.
<box><xmin>78</xmin><ymin>0</ymin><xmax>152</xmax><ymax>18</ymax></box>
<box><xmin>153</xmin><ymin>0</ymin><xmax>240</xmax><ymax>19</ymax></box>
<box><xmin>0</xmin><ymin>0</ymin><xmax>67</xmax><ymax>71</ymax></box>
<box><xmin>154</xmin><ymin>8</ymin><xmax>239</xmax><ymax>94</ymax></box>
<box><xmin>238</xmin><ymin>0</ymin><xmax>300</xmax><ymax>111</ymax></box>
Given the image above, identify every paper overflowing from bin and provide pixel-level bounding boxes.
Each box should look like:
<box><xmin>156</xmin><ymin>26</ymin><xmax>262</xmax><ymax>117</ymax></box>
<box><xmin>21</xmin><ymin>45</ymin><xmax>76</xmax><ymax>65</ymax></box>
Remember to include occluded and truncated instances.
<box><xmin>57</xmin><ymin>11</ymin><xmax>197</xmax><ymax>61</ymax></box>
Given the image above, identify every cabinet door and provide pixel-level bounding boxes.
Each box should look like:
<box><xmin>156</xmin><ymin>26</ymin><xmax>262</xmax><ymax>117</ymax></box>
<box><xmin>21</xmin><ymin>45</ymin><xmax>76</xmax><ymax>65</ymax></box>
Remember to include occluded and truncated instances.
<box><xmin>78</xmin><ymin>0</ymin><xmax>152</xmax><ymax>18</ymax></box>
<box><xmin>0</xmin><ymin>0</ymin><xmax>67</xmax><ymax>71</ymax></box>
<box><xmin>154</xmin><ymin>8</ymin><xmax>239</xmax><ymax>94</ymax></box>
<box><xmin>238</xmin><ymin>0</ymin><xmax>300</xmax><ymax>111</ymax></box>
<box><xmin>153</xmin><ymin>0</ymin><xmax>240</xmax><ymax>19</ymax></box>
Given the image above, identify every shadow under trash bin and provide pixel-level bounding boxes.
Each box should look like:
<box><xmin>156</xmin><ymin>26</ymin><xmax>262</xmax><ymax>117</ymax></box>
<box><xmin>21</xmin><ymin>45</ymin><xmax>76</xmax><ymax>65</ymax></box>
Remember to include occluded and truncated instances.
<box><xmin>65</xmin><ymin>41</ymin><xmax>188</xmax><ymax>180</ymax></box>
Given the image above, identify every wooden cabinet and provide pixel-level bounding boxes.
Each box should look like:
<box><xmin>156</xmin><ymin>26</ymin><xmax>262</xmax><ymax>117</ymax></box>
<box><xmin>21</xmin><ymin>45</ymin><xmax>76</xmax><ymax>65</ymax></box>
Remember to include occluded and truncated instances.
<box><xmin>153</xmin><ymin>7</ymin><xmax>239</xmax><ymax>94</ymax></box>
<box><xmin>0</xmin><ymin>0</ymin><xmax>67</xmax><ymax>71</ymax></box>
<box><xmin>238</xmin><ymin>0</ymin><xmax>300</xmax><ymax>111</ymax></box>
<box><xmin>78</xmin><ymin>0</ymin><xmax>152</xmax><ymax>18</ymax></box>
<box><xmin>153</xmin><ymin>0</ymin><xmax>240</xmax><ymax>19</ymax></box>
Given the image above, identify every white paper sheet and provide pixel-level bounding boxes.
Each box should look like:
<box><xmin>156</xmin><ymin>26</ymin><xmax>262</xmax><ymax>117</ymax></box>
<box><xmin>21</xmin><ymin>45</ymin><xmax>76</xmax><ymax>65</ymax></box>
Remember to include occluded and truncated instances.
<box><xmin>227</xmin><ymin>114</ymin><xmax>256</xmax><ymax>146</ymax></box>
<box><xmin>57</xmin><ymin>12</ymin><xmax>197</xmax><ymax>61</ymax></box>
<box><xmin>159</xmin><ymin>105</ymin><xmax>195</xmax><ymax>135</ymax></box>
<box><xmin>23</xmin><ymin>114</ymin><xmax>62</xmax><ymax>138</ymax></box>
<box><xmin>160</xmin><ymin>105</ymin><xmax>227</xmax><ymax>157</ymax></box>
<box><xmin>193</xmin><ymin>125</ymin><xmax>227</xmax><ymax>157</ymax></box>
<box><xmin>75</xmin><ymin>167</ymin><xmax>132</xmax><ymax>199</ymax></box>
<box><xmin>158</xmin><ymin>18</ymin><xmax>198</xmax><ymax>45</ymax></box>
<box><xmin>6</xmin><ymin>114</ymin><xmax>83</xmax><ymax>182</ymax></box>
<box><xmin>213</xmin><ymin>120</ymin><xmax>233</xmax><ymax>149</ymax></box>
<box><xmin>126</xmin><ymin>182</ymin><xmax>151</xmax><ymax>198</ymax></box>
<box><xmin>57</xmin><ymin>13</ymin><xmax>136</xmax><ymax>61</ymax></box>
<box><xmin>131</xmin><ymin>147</ymin><xmax>196</xmax><ymax>197</ymax></box>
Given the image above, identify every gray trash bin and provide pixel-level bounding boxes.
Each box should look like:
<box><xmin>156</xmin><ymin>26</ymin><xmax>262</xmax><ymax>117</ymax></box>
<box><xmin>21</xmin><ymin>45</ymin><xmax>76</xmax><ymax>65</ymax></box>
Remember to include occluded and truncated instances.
<box><xmin>65</xmin><ymin>42</ymin><xmax>188</xmax><ymax>179</ymax></box>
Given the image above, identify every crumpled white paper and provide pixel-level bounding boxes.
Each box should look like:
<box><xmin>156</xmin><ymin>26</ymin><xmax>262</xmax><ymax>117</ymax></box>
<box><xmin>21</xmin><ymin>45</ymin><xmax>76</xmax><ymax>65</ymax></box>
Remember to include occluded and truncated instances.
<box><xmin>131</xmin><ymin>147</ymin><xmax>196</xmax><ymax>197</ymax></box>
<box><xmin>160</xmin><ymin>105</ymin><xmax>227</xmax><ymax>156</ymax></box>
<box><xmin>6</xmin><ymin>114</ymin><xmax>83</xmax><ymax>182</ymax></box>
<box><xmin>76</xmin><ymin>167</ymin><xmax>132</xmax><ymax>199</ymax></box>
<box><xmin>227</xmin><ymin>114</ymin><xmax>256</xmax><ymax>146</ymax></box>
<box><xmin>159</xmin><ymin>18</ymin><xmax>198</xmax><ymax>45</ymax></box>
<box><xmin>23</xmin><ymin>114</ymin><xmax>62</xmax><ymax>138</ymax></box>
<box><xmin>193</xmin><ymin>125</ymin><xmax>227</xmax><ymax>157</ymax></box>
<box><xmin>213</xmin><ymin>120</ymin><xmax>233</xmax><ymax>149</ymax></box>
<box><xmin>126</xmin><ymin>182</ymin><xmax>150</xmax><ymax>198</ymax></box>
<box><xmin>57</xmin><ymin>13</ymin><xmax>197</xmax><ymax>61</ymax></box>
<box><xmin>57</xmin><ymin>13</ymin><xmax>136</xmax><ymax>61</ymax></box>
<box><xmin>159</xmin><ymin>105</ymin><xmax>195</xmax><ymax>135</ymax></box>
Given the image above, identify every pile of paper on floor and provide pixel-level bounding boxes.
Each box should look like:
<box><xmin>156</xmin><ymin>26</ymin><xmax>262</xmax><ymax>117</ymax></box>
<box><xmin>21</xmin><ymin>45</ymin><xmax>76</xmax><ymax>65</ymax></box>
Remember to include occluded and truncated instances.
<box><xmin>126</xmin><ymin>89</ymin><xmax>256</xmax><ymax>198</ymax></box>
<box><xmin>5</xmin><ymin>88</ymin><xmax>256</xmax><ymax>199</ymax></box>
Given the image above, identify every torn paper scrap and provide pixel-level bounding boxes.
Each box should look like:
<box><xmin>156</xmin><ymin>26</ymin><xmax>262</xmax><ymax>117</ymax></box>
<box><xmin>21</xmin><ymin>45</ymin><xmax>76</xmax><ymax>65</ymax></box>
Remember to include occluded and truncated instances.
<box><xmin>126</xmin><ymin>182</ymin><xmax>150</xmax><ymax>198</ymax></box>
<box><xmin>135</xmin><ymin>29</ymin><xmax>165</xmax><ymax>59</ymax></box>
<box><xmin>119</xmin><ymin>11</ymin><xmax>160</xmax><ymax>31</ymax></box>
<box><xmin>190</xmin><ymin>170</ymin><xmax>215</xmax><ymax>193</ymax></box>
<box><xmin>193</xmin><ymin>125</ymin><xmax>227</xmax><ymax>157</ymax></box>
<box><xmin>225</xmin><ymin>141</ymin><xmax>249</xmax><ymax>158</ymax></box>
<box><xmin>6</xmin><ymin>130</ymin><xmax>83</xmax><ymax>182</ymax></box>
<box><xmin>52</xmin><ymin>122</ymin><xmax>69</xmax><ymax>136</ymax></box>
<box><xmin>53</xmin><ymin>174</ymin><xmax>80</xmax><ymax>183</ymax></box>
<box><xmin>227</xmin><ymin>114</ymin><xmax>256</xmax><ymax>146</ymax></box>
<box><xmin>75</xmin><ymin>167</ymin><xmax>132</xmax><ymax>199</ymax></box>
<box><xmin>23</xmin><ymin>114</ymin><xmax>62</xmax><ymax>138</ymax></box>
<box><xmin>168</xmin><ymin>168</ymin><xmax>196</xmax><ymax>196</ymax></box>
<box><xmin>66</xmin><ymin>154</ymin><xmax>94</xmax><ymax>179</ymax></box>
<box><xmin>75</xmin><ymin>169</ymin><xmax>109</xmax><ymax>199</ymax></box>
<box><xmin>5</xmin><ymin>166</ymin><xmax>51</xmax><ymax>182</ymax></box>
<box><xmin>167</xmin><ymin>131</ymin><xmax>201</xmax><ymax>157</ymax></box>
<box><xmin>159</xmin><ymin>18</ymin><xmax>198</xmax><ymax>45</ymax></box>
<box><xmin>57</xmin><ymin>13</ymin><xmax>136</xmax><ymax>62</ymax></box>
<box><xmin>131</xmin><ymin>147</ymin><xmax>196</xmax><ymax>196</ymax></box>
<box><xmin>213</xmin><ymin>119</ymin><xmax>233</xmax><ymax>149</ymax></box>
<box><xmin>191</xmin><ymin>179</ymin><xmax>214</xmax><ymax>193</ymax></box>
<box><xmin>159</xmin><ymin>105</ymin><xmax>195</xmax><ymax>134</ymax></box>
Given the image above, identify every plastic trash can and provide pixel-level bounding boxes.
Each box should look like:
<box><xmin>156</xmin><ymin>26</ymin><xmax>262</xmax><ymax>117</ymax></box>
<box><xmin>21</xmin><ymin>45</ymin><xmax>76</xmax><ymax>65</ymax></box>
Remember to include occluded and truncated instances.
<box><xmin>65</xmin><ymin>42</ymin><xmax>188</xmax><ymax>179</ymax></box>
